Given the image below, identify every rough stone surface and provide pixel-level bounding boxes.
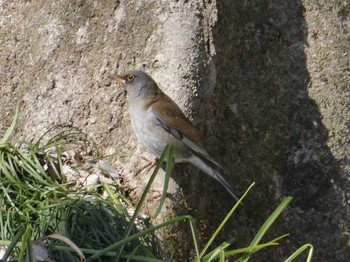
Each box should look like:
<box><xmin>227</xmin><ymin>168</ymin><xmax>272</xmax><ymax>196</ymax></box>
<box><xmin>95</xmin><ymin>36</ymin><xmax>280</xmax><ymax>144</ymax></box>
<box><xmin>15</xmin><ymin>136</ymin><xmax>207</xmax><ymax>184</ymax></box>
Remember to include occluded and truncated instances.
<box><xmin>0</xmin><ymin>0</ymin><xmax>349</xmax><ymax>260</ymax></box>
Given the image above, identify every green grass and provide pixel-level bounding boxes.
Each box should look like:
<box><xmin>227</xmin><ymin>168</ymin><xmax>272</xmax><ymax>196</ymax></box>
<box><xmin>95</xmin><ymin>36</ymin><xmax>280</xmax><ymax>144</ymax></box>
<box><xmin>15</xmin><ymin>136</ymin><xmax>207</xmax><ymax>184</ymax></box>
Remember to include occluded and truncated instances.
<box><xmin>0</xmin><ymin>107</ymin><xmax>313</xmax><ymax>261</ymax></box>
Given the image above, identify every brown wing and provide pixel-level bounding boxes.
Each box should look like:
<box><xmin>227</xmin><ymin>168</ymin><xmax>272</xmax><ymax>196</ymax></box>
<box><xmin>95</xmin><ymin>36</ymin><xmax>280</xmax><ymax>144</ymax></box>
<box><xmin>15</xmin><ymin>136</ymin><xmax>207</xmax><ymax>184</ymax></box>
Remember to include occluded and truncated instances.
<box><xmin>150</xmin><ymin>93</ymin><xmax>216</xmax><ymax>160</ymax></box>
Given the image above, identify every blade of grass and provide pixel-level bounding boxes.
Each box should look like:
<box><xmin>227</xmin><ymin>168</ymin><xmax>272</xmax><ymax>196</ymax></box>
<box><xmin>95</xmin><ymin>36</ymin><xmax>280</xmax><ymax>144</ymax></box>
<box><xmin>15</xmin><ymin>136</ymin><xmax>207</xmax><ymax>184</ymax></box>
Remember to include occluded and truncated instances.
<box><xmin>0</xmin><ymin>153</ymin><xmax>18</xmax><ymax>183</ymax></box>
<box><xmin>226</xmin><ymin>233</ymin><xmax>290</xmax><ymax>260</ymax></box>
<box><xmin>230</xmin><ymin>242</ymin><xmax>279</xmax><ymax>257</ymax></box>
<box><xmin>53</xmin><ymin>143</ymin><xmax>66</xmax><ymax>182</ymax></box>
<box><xmin>18</xmin><ymin>226</ymin><xmax>32</xmax><ymax>262</ymax></box>
<box><xmin>284</xmin><ymin>244</ymin><xmax>313</xmax><ymax>262</ymax></box>
<box><xmin>25</xmin><ymin>229</ymin><xmax>33</xmax><ymax>262</ymax></box>
<box><xmin>205</xmin><ymin>246</ymin><xmax>225</xmax><ymax>262</ymax></box>
<box><xmin>1</xmin><ymin>227</ymin><xmax>26</xmax><ymax>261</ymax></box>
<box><xmin>219</xmin><ymin>248</ymin><xmax>225</xmax><ymax>262</ymax></box>
<box><xmin>0</xmin><ymin>104</ymin><xmax>19</xmax><ymax>145</ymax></box>
<box><xmin>189</xmin><ymin>212</ymin><xmax>201</xmax><ymax>258</ymax></box>
<box><xmin>86</xmin><ymin>214</ymin><xmax>196</xmax><ymax>262</ymax></box>
<box><xmin>153</xmin><ymin>145</ymin><xmax>173</xmax><ymax>218</ymax></box>
<box><xmin>45</xmin><ymin>234</ymin><xmax>85</xmax><ymax>262</ymax></box>
<box><xmin>28</xmin><ymin>150</ymin><xmax>50</xmax><ymax>180</ymax></box>
<box><xmin>123</xmin><ymin>255</ymin><xmax>166</xmax><ymax>262</ymax></box>
<box><xmin>114</xmin><ymin>145</ymin><xmax>174</xmax><ymax>261</ymax></box>
<box><xmin>241</xmin><ymin>196</ymin><xmax>293</xmax><ymax>261</ymax></box>
<box><xmin>201</xmin><ymin>242</ymin><xmax>230</xmax><ymax>261</ymax></box>
<box><xmin>2</xmin><ymin>185</ymin><xmax>25</xmax><ymax>217</ymax></box>
<box><xmin>102</xmin><ymin>184</ymin><xmax>131</xmax><ymax>218</ymax></box>
<box><xmin>197</xmin><ymin>182</ymin><xmax>255</xmax><ymax>259</ymax></box>
<box><xmin>125</xmin><ymin>245</ymin><xmax>141</xmax><ymax>262</ymax></box>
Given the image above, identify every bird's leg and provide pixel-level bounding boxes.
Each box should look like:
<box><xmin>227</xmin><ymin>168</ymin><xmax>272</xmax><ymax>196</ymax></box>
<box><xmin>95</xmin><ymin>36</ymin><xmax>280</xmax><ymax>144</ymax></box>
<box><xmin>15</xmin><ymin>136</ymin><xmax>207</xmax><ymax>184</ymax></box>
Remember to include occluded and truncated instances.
<box><xmin>135</xmin><ymin>157</ymin><xmax>158</xmax><ymax>175</ymax></box>
<box><xmin>149</xmin><ymin>189</ymin><xmax>162</xmax><ymax>200</ymax></box>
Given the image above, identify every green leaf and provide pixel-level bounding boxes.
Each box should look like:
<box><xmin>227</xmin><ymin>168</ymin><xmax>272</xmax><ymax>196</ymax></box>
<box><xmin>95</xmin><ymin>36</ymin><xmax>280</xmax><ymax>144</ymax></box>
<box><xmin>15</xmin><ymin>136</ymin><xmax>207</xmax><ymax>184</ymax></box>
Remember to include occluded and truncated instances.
<box><xmin>0</xmin><ymin>104</ymin><xmax>20</xmax><ymax>145</ymax></box>
<box><xmin>241</xmin><ymin>196</ymin><xmax>293</xmax><ymax>261</ymax></box>
<box><xmin>1</xmin><ymin>227</ymin><xmax>26</xmax><ymax>261</ymax></box>
<box><xmin>285</xmin><ymin>244</ymin><xmax>314</xmax><ymax>262</ymax></box>
<box><xmin>197</xmin><ymin>182</ymin><xmax>255</xmax><ymax>260</ymax></box>
<box><xmin>18</xmin><ymin>225</ymin><xmax>32</xmax><ymax>262</ymax></box>
<box><xmin>113</xmin><ymin>145</ymin><xmax>174</xmax><ymax>261</ymax></box>
<box><xmin>153</xmin><ymin>145</ymin><xmax>173</xmax><ymax>218</ymax></box>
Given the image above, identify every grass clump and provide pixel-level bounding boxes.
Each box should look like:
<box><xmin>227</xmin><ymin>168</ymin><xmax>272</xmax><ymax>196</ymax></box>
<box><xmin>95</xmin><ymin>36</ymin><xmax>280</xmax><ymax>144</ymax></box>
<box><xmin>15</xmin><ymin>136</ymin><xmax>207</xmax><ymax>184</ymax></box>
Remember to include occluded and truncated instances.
<box><xmin>0</xmin><ymin>107</ymin><xmax>313</xmax><ymax>261</ymax></box>
<box><xmin>0</xmin><ymin>107</ymin><xmax>156</xmax><ymax>261</ymax></box>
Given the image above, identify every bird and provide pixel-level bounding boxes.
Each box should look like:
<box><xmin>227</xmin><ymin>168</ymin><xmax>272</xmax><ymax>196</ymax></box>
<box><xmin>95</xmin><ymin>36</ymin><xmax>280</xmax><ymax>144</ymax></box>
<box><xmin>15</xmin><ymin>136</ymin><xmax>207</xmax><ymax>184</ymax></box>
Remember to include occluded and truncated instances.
<box><xmin>110</xmin><ymin>70</ymin><xmax>239</xmax><ymax>201</ymax></box>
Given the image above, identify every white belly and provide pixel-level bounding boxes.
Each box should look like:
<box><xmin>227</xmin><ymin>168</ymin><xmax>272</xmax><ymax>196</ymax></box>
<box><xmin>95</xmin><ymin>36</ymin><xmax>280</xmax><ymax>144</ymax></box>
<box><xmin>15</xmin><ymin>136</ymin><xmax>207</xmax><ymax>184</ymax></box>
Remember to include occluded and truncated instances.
<box><xmin>128</xmin><ymin>103</ymin><xmax>190</xmax><ymax>160</ymax></box>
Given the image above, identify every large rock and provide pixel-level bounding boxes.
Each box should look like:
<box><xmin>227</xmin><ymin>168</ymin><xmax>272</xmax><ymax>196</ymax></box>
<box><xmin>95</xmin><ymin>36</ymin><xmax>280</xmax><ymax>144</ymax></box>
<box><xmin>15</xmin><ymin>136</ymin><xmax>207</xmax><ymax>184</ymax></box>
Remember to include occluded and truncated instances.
<box><xmin>0</xmin><ymin>0</ymin><xmax>348</xmax><ymax>260</ymax></box>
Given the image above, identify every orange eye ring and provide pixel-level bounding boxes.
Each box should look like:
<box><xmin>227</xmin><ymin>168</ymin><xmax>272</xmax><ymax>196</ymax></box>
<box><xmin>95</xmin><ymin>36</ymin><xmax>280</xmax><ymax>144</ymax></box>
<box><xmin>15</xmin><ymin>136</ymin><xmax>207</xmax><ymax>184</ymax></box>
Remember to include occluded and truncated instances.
<box><xmin>126</xmin><ymin>75</ymin><xmax>135</xmax><ymax>82</ymax></box>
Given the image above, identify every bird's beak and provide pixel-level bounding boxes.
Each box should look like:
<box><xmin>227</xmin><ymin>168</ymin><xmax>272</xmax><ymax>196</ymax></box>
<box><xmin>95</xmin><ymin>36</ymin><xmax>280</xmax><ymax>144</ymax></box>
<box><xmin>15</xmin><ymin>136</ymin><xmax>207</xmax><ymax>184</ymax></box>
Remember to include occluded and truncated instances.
<box><xmin>109</xmin><ymin>74</ymin><xmax>126</xmax><ymax>84</ymax></box>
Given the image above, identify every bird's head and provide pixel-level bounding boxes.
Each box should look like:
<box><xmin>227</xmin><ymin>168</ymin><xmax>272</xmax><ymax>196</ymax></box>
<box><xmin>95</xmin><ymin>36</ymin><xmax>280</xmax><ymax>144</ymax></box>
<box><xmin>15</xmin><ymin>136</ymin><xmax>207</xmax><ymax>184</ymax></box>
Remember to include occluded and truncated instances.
<box><xmin>110</xmin><ymin>70</ymin><xmax>160</xmax><ymax>99</ymax></box>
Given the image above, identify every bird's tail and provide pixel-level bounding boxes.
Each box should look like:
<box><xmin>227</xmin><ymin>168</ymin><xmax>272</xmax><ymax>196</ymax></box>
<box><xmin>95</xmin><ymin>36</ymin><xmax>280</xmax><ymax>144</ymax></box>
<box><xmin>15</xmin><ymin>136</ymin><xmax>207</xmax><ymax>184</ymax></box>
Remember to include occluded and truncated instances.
<box><xmin>190</xmin><ymin>156</ymin><xmax>240</xmax><ymax>202</ymax></box>
<box><xmin>213</xmin><ymin>168</ymin><xmax>240</xmax><ymax>202</ymax></box>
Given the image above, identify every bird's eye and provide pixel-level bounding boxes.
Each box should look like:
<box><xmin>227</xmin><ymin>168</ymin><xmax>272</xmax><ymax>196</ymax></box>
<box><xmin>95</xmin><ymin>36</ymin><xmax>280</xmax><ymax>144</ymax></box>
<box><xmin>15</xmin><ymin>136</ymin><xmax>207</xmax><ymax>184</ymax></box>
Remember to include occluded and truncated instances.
<box><xmin>126</xmin><ymin>75</ymin><xmax>135</xmax><ymax>82</ymax></box>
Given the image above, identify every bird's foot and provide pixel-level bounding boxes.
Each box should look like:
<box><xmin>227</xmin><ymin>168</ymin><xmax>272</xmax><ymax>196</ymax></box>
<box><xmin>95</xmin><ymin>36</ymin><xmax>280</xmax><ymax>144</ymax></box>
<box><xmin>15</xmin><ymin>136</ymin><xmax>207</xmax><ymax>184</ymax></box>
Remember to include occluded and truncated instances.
<box><xmin>149</xmin><ymin>189</ymin><xmax>162</xmax><ymax>200</ymax></box>
<box><xmin>135</xmin><ymin>158</ymin><xmax>158</xmax><ymax>175</ymax></box>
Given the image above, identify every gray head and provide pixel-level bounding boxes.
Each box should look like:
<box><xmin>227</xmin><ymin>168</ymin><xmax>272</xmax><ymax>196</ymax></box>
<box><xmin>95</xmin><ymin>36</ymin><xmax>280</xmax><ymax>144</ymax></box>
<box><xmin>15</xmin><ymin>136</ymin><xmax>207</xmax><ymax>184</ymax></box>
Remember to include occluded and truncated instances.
<box><xmin>110</xmin><ymin>70</ymin><xmax>161</xmax><ymax>99</ymax></box>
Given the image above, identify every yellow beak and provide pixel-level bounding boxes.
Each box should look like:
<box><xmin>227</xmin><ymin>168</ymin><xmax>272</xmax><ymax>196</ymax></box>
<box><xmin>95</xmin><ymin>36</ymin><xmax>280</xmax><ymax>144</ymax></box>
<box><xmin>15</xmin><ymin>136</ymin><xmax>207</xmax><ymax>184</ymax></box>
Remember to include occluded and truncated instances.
<box><xmin>110</xmin><ymin>74</ymin><xmax>126</xmax><ymax>84</ymax></box>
